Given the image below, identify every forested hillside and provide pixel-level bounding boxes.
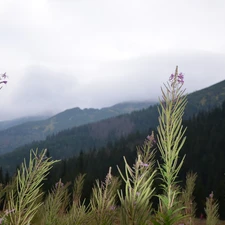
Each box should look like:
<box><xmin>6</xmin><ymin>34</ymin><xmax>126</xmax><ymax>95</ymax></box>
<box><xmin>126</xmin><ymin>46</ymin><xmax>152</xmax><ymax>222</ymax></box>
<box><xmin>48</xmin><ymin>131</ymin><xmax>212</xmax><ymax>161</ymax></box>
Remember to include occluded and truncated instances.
<box><xmin>181</xmin><ymin>101</ymin><xmax>225</xmax><ymax>218</ymax></box>
<box><xmin>0</xmin><ymin>101</ymin><xmax>155</xmax><ymax>155</ymax></box>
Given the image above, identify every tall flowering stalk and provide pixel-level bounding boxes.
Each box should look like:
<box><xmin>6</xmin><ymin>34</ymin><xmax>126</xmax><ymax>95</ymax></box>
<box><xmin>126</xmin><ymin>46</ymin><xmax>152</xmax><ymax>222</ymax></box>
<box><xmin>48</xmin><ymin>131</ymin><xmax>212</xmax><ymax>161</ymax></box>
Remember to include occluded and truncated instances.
<box><xmin>153</xmin><ymin>66</ymin><xmax>187</xmax><ymax>225</ymax></box>
<box><xmin>66</xmin><ymin>174</ymin><xmax>92</xmax><ymax>225</ymax></box>
<box><xmin>181</xmin><ymin>172</ymin><xmax>197</xmax><ymax>225</ymax></box>
<box><xmin>38</xmin><ymin>179</ymin><xmax>70</xmax><ymax>225</ymax></box>
<box><xmin>4</xmin><ymin>149</ymin><xmax>58</xmax><ymax>225</ymax></box>
<box><xmin>205</xmin><ymin>191</ymin><xmax>219</xmax><ymax>225</ymax></box>
<box><xmin>117</xmin><ymin>133</ymin><xmax>156</xmax><ymax>225</ymax></box>
<box><xmin>90</xmin><ymin>167</ymin><xmax>121</xmax><ymax>225</ymax></box>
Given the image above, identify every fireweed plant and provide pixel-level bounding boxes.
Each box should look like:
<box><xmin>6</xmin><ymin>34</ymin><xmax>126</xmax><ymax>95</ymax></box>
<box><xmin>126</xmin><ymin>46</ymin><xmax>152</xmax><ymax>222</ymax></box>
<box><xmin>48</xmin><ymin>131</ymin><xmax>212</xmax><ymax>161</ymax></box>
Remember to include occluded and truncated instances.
<box><xmin>117</xmin><ymin>132</ymin><xmax>157</xmax><ymax>225</ymax></box>
<box><xmin>180</xmin><ymin>172</ymin><xmax>197</xmax><ymax>225</ymax></box>
<box><xmin>152</xmin><ymin>66</ymin><xmax>187</xmax><ymax>225</ymax></box>
<box><xmin>34</xmin><ymin>174</ymin><xmax>92</xmax><ymax>225</ymax></box>
<box><xmin>66</xmin><ymin>174</ymin><xmax>92</xmax><ymax>225</ymax></box>
<box><xmin>205</xmin><ymin>192</ymin><xmax>219</xmax><ymax>225</ymax></box>
<box><xmin>37</xmin><ymin>179</ymin><xmax>70</xmax><ymax>225</ymax></box>
<box><xmin>3</xmin><ymin>149</ymin><xmax>58</xmax><ymax>225</ymax></box>
<box><xmin>90</xmin><ymin>167</ymin><xmax>121</xmax><ymax>225</ymax></box>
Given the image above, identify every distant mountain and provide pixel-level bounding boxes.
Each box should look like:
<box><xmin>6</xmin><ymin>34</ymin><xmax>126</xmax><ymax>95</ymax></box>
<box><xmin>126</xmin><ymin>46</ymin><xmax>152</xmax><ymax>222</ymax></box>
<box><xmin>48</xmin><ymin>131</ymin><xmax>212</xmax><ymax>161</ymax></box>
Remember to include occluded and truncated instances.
<box><xmin>185</xmin><ymin>79</ymin><xmax>225</xmax><ymax>115</ymax></box>
<box><xmin>0</xmin><ymin>101</ymin><xmax>156</xmax><ymax>155</ymax></box>
<box><xmin>1</xmin><ymin>80</ymin><xmax>225</xmax><ymax>173</ymax></box>
<box><xmin>0</xmin><ymin>115</ymin><xmax>51</xmax><ymax>131</ymax></box>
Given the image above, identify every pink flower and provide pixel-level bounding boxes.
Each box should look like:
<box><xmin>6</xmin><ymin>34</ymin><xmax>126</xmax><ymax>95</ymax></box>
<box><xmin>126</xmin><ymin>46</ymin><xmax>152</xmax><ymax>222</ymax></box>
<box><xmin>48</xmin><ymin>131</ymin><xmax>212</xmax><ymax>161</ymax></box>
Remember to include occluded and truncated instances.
<box><xmin>209</xmin><ymin>191</ymin><xmax>214</xmax><ymax>199</ymax></box>
<box><xmin>55</xmin><ymin>179</ymin><xmax>64</xmax><ymax>188</ymax></box>
<box><xmin>140</xmin><ymin>162</ymin><xmax>149</xmax><ymax>167</ymax></box>
<box><xmin>177</xmin><ymin>72</ymin><xmax>184</xmax><ymax>84</ymax></box>
<box><xmin>1</xmin><ymin>73</ymin><xmax>7</xmax><ymax>79</ymax></box>
<box><xmin>110</xmin><ymin>206</ymin><xmax>116</xmax><ymax>210</ymax></box>
<box><xmin>4</xmin><ymin>209</ymin><xmax>15</xmax><ymax>215</ymax></box>
<box><xmin>178</xmin><ymin>73</ymin><xmax>184</xmax><ymax>79</ymax></box>
<box><xmin>169</xmin><ymin>74</ymin><xmax>175</xmax><ymax>81</ymax></box>
<box><xmin>169</xmin><ymin>71</ymin><xmax>184</xmax><ymax>84</ymax></box>
<box><xmin>146</xmin><ymin>133</ymin><xmax>156</xmax><ymax>143</ymax></box>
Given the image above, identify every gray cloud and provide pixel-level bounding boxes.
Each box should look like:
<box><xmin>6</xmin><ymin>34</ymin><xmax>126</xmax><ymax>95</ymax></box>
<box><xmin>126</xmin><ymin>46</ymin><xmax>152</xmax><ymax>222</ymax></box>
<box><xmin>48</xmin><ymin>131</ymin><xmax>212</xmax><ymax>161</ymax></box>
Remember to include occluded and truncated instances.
<box><xmin>9</xmin><ymin>65</ymin><xmax>79</xmax><ymax>115</ymax></box>
<box><xmin>0</xmin><ymin>51</ymin><xmax>225</xmax><ymax>120</ymax></box>
<box><xmin>0</xmin><ymin>0</ymin><xmax>225</xmax><ymax>120</ymax></box>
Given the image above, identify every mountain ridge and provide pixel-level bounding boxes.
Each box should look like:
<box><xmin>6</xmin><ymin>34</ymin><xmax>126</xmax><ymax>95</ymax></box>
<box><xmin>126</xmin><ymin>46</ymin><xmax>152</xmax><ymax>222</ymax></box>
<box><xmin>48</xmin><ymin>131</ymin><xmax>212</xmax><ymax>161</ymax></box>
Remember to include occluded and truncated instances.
<box><xmin>1</xmin><ymin>79</ymin><xmax>225</xmax><ymax>172</ymax></box>
<box><xmin>0</xmin><ymin>101</ymin><xmax>156</xmax><ymax>155</ymax></box>
<box><xmin>0</xmin><ymin>115</ymin><xmax>51</xmax><ymax>131</ymax></box>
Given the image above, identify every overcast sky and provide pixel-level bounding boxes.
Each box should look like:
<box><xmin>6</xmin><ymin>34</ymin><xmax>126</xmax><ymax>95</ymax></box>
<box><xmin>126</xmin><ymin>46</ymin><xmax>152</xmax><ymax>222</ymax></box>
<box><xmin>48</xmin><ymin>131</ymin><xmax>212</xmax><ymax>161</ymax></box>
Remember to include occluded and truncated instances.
<box><xmin>0</xmin><ymin>0</ymin><xmax>225</xmax><ymax>120</ymax></box>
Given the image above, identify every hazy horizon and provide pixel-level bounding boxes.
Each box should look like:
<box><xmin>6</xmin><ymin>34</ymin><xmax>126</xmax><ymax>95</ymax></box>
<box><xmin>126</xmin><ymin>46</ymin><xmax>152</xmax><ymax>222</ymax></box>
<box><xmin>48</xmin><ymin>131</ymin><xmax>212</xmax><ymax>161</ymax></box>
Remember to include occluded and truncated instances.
<box><xmin>1</xmin><ymin>76</ymin><xmax>224</xmax><ymax>122</ymax></box>
<box><xmin>0</xmin><ymin>0</ymin><xmax>225</xmax><ymax>120</ymax></box>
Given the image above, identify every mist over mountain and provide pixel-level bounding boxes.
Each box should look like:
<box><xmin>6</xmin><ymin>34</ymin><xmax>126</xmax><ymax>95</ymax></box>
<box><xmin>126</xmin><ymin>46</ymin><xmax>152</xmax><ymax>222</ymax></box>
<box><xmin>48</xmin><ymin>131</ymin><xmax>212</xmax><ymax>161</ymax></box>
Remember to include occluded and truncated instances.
<box><xmin>2</xmin><ymin>52</ymin><xmax>225</xmax><ymax>121</ymax></box>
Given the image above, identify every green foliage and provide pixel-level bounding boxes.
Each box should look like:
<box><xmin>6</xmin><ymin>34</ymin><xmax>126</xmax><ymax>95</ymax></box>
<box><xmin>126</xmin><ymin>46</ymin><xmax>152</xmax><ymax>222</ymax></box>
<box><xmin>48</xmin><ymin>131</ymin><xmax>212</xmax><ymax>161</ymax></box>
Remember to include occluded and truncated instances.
<box><xmin>181</xmin><ymin>172</ymin><xmax>197</xmax><ymax>225</ymax></box>
<box><xmin>38</xmin><ymin>179</ymin><xmax>70</xmax><ymax>225</ymax></box>
<box><xmin>152</xmin><ymin>208</ymin><xmax>185</xmax><ymax>225</ymax></box>
<box><xmin>72</xmin><ymin>174</ymin><xmax>86</xmax><ymax>206</ymax></box>
<box><xmin>90</xmin><ymin>167</ymin><xmax>121</xmax><ymax>225</ymax></box>
<box><xmin>66</xmin><ymin>201</ymin><xmax>91</xmax><ymax>225</ymax></box>
<box><xmin>205</xmin><ymin>192</ymin><xmax>219</xmax><ymax>225</ymax></box>
<box><xmin>66</xmin><ymin>174</ymin><xmax>91</xmax><ymax>225</ymax></box>
<box><xmin>117</xmin><ymin>134</ymin><xmax>156</xmax><ymax>225</ymax></box>
<box><xmin>3</xmin><ymin>149</ymin><xmax>57</xmax><ymax>225</ymax></box>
